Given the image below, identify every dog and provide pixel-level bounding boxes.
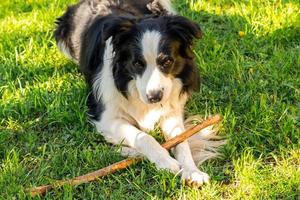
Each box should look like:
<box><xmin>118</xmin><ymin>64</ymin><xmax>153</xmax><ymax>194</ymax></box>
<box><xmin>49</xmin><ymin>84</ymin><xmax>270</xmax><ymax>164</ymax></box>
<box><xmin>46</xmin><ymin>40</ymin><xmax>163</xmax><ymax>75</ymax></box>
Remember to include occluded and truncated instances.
<box><xmin>54</xmin><ymin>0</ymin><xmax>224</xmax><ymax>186</ymax></box>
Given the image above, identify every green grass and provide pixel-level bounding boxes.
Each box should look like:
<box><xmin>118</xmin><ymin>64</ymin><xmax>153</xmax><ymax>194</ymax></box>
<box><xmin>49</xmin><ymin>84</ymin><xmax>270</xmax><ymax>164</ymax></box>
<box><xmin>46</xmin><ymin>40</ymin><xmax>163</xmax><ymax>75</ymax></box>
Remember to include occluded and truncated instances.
<box><xmin>0</xmin><ymin>0</ymin><xmax>299</xmax><ymax>199</ymax></box>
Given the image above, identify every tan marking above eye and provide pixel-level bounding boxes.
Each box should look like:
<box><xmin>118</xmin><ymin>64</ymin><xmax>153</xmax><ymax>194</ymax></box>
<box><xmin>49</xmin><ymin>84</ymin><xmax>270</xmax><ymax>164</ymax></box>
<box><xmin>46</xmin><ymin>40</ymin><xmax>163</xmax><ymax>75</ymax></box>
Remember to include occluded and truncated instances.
<box><xmin>157</xmin><ymin>53</ymin><xmax>174</xmax><ymax>68</ymax></box>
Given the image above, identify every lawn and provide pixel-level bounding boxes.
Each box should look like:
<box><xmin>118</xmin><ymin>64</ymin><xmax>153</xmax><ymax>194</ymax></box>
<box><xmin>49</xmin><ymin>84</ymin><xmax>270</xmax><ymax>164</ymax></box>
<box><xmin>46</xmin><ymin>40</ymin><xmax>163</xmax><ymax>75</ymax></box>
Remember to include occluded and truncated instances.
<box><xmin>0</xmin><ymin>0</ymin><xmax>299</xmax><ymax>199</ymax></box>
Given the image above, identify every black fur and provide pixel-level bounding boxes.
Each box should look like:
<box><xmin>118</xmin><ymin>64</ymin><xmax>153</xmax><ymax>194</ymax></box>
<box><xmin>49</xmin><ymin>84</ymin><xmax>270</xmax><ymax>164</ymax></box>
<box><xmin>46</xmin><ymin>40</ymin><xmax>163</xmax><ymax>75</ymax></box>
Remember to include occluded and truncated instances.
<box><xmin>80</xmin><ymin>15</ymin><xmax>136</xmax><ymax>83</ymax></box>
<box><xmin>54</xmin><ymin>3</ymin><xmax>81</xmax><ymax>59</ymax></box>
<box><xmin>87</xmin><ymin>91</ymin><xmax>104</xmax><ymax>121</ymax></box>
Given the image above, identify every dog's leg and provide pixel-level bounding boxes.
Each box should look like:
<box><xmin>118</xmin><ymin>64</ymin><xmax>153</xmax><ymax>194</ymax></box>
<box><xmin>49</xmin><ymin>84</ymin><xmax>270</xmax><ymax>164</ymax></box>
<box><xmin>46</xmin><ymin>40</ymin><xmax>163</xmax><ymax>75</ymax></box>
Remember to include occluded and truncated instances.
<box><xmin>95</xmin><ymin>118</ymin><xmax>180</xmax><ymax>173</ymax></box>
<box><xmin>161</xmin><ymin>114</ymin><xmax>210</xmax><ymax>186</ymax></box>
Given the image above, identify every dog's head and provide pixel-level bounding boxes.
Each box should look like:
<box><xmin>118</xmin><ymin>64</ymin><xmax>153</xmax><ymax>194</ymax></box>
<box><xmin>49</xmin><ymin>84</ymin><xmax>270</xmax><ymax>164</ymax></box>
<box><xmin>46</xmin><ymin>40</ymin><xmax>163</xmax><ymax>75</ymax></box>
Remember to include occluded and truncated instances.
<box><xmin>82</xmin><ymin>15</ymin><xmax>202</xmax><ymax>104</ymax></box>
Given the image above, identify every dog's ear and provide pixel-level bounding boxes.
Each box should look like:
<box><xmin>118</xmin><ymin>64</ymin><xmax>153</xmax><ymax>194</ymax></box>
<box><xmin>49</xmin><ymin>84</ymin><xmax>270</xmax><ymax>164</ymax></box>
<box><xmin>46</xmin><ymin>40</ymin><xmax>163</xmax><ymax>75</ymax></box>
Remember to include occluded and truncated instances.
<box><xmin>165</xmin><ymin>16</ymin><xmax>202</xmax><ymax>58</ymax></box>
<box><xmin>80</xmin><ymin>16</ymin><xmax>135</xmax><ymax>82</ymax></box>
<box><xmin>101</xmin><ymin>16</ymin><xmax>136</xmax><ymax>42</ymax></box>
<box><xmin>165</xmin><ymin>16</ymin><xmax>202</xmax><ymax>92</ymax></box>
<box><xmin>166</xmin><ymin>16</ymin><xmax>203</xmax><ymax>44</ymax></box>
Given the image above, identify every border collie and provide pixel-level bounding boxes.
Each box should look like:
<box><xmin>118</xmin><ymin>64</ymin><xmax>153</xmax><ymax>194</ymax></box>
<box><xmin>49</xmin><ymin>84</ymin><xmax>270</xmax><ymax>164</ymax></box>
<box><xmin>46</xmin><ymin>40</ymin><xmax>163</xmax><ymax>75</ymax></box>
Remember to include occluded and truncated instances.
<box><xmin>54</xmin><ymin>0</ymin><xmax>225</xmax><ymax>186</ymax></box>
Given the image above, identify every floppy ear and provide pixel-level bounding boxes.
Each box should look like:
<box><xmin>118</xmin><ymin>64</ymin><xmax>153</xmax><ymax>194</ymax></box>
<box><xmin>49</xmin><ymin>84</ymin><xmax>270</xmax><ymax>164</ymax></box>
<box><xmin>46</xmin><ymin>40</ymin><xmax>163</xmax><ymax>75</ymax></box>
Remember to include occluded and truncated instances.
<box><xmin>166</xmin><ymin>16</ymin><xmax>202</xmax><ymax>58</ymax></box>
<box><xmin>166</xmin><ymin>16</ymin><xmax>202</xmax><ymax>92</ymax></box>
<box><xmin>79</xmin><ymin>16</ymin><xmax>135</xmax><ymax>83</ymax></box>
<box><xmin>166</xmin><ymin>16</ymin><xmax>203</xmax><ymax>44</ymax></box>
<box><xmin>101</xmin><ymin>16</ymin><xmax>136</xmax><ymax>42</ymax></box>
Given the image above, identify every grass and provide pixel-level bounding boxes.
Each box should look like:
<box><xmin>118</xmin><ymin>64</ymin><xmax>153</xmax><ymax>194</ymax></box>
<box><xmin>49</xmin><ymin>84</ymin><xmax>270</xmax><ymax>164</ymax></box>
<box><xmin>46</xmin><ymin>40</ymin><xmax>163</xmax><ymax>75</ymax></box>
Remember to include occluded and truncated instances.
<box><xmin>0</xmin><ymin>0</ymin><xmax>299</xmax><ymax>199</ymax></box>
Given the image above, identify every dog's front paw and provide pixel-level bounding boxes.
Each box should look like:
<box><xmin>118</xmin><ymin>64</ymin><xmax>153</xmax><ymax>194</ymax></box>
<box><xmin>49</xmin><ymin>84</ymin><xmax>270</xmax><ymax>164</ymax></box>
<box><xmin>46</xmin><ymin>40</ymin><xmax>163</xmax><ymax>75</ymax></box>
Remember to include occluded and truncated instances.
<box><xmin>155</xmin><ymin>156</ymin><xmax>181</xmax><ymax>173</ymax></box>
<box><xmin>181</xmin><ymin>168</ymin><xmax>210</xmax><ymax>187</ymax></box>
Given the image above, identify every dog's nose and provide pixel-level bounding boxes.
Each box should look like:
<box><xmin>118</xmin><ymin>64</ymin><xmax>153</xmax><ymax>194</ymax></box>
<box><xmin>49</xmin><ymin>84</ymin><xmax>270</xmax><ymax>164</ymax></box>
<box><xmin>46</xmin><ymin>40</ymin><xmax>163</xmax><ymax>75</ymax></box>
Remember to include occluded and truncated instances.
<box><xmin>147</xmin><ymin>90</ymin><xmax>163</xmax><ymax>103</ymax></box>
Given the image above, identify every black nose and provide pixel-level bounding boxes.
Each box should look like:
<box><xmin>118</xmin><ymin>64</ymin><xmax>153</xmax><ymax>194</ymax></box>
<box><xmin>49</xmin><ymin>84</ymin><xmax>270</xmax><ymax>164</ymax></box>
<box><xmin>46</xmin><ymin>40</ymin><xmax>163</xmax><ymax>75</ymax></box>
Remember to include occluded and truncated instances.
<box><xmin>147</xmin><ymin>90</ymin><xmax>163</xmax><ymax>103</ymax></box>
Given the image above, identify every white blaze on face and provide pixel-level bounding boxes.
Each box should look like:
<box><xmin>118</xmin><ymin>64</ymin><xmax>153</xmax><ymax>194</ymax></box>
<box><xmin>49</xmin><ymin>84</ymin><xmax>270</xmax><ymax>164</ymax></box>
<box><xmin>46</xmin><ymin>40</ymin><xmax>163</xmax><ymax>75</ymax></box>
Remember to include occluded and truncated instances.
<box><xmin>136</xmin><ymin>30</ymin><xmax>173</xmax><ymax>104</ymax></box>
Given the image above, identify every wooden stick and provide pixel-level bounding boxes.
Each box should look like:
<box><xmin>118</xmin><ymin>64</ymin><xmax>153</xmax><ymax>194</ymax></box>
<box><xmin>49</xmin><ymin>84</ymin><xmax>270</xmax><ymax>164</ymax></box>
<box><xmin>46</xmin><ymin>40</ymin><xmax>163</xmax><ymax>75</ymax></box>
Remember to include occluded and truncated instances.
<box><xmin>27</xmin><ymin>115</ymin><xmax>221</xmax><ymax>197</ymax></box>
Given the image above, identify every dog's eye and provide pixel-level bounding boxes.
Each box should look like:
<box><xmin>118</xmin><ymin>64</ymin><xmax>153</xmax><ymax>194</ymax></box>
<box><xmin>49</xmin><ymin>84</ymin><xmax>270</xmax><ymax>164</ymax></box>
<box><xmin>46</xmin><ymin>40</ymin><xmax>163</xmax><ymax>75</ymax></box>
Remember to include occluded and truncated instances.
<box><xmin>160</xmin><ymin>58</ymin><xmax>174</xmax><ymax>71</ymax></box>
<box><xmin>133</xmin><ymin>60</ymin><xmax>145</xmax><ymax>71</ymax></box>
<box><xmin>164</xmin><ymin>59</ymin><xmax>173</xmax><ymax>67</ymax></box>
